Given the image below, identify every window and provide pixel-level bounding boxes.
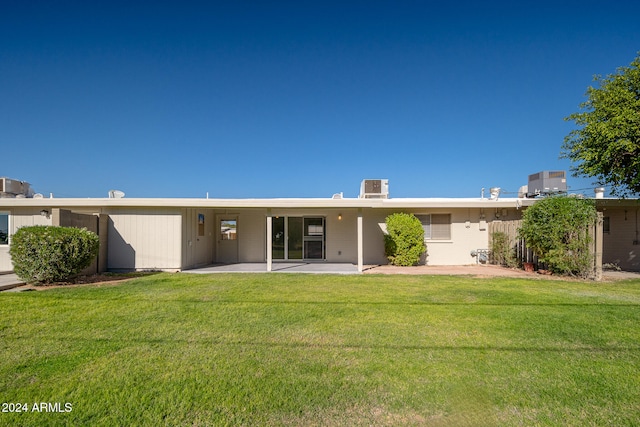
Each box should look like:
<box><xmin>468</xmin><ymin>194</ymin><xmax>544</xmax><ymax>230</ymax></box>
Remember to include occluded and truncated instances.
<box><xmin>603</xmin><ymin>216</ymin><xmax>610</xmax><ymax>234</ymax></box>
<box><xmin>220</xmin><ymin>219</ymin><xmax>237</xmax><ymax>240</ymax></box>
<box><xmin>0</xmin><ymin>212</ymin><xmax>8</xmax><ymax>245</ymax></box>
<box><xmin>198</xmin><ymin>213</ymin><xmax>205</xmax><ymax>237</ymax></box>
<box><xmin>417</xmin><ymin>214</ymin><xmax>451</xmax><ymax>240</ymax></box>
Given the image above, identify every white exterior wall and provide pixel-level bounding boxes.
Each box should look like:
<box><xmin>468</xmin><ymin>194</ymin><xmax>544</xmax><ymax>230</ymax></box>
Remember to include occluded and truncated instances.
<box><xmin>325</xmin><ymin>210</ymin><xmax>358</xmax><ymax>263</ymax></box>
<box><xmin>202</xmin><ymin>209</ymin><xmax>270</xmax><ymax>264</ymax></box>
<box><xmin>0</xmin><ymin>208</ymin><xmax>51</xmax><ymax>271</ymax></box>
<box><xmin>182</xmin><ymin>209</ymin><xmax>215</xmax><ymax>269</ymax></box>
<box><xmin>426</xmin><ymin>208</ymin><xmax>488</xmax><ymax>265</ymax></box>
<box><xmin>361</xmin><ymin>208</ymin><xmax>511</xmax><ymax>266</ymax></box>
<box><xmin>238</xmin><ymin>211</ymin><xmax>267</xmax><ymax>262</ymax></box>
<box><xmin>254</xmin><ymin>207</ymin><xmax>499</xmax><ymax>266</ymax></box>
<box><xmin>0</xmin><ymin>246</ymin><xmax>10</xmax><ymax>271</ymax></box>
<box><xmin>178</xmin><ymin>208</ymin><xmax>357</xmax><ymax>267</ymax></box>
<box><xmin>0</xmin><ymin>196</ymin><xmax>547</xmax><ymax>272</ymax></box>
<box><xmin>362</xmin><ymin>209</ymin><xmax>387</xmax><ymax>265</ymax></box>
<box><xmin>267</xmin><ymin>208</ymin><xmax>359</xmax><ymax>263</ymax></box>
<box><xmin>107</xmin><ymin>208</ymin><xmax>182</xmax><ymax>271</ymax></box>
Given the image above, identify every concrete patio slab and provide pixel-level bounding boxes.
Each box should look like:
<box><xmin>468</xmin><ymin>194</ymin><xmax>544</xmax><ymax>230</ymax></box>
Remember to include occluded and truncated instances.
<box><xmin>0</xmin><ymin>273</ymin><xmax>25</xmax><ymax>291</ymax></box>
<box><xmin>184</xmin><ymin>263</ymin><xmax>360</xmax><ymax>274</ymax></box>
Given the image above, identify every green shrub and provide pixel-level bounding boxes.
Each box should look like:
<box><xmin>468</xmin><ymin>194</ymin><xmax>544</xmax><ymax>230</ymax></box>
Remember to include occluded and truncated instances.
<box><xmin>490</xmin><ymin>231</ymin><xmax>518</xmax><ymax>268</ymax></box>
<box><xmin>384</xmin><ymin>213</ymin><xmax>426</xmax><ymax>266</ymax></box>
<box><xmin>9</xmin><ymin>225</ymin><xmax>100</xmax><ymax>284</ymax></box>
<box><xmin>518</xmin><ymin>196</ymin><xmax>597</xmax><ymax>277</ymax></box>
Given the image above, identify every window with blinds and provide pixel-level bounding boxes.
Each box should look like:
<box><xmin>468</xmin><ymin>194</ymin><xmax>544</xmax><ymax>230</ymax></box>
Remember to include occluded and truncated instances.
<box><xmin>417</xmin><ymin>214</ymin><xmax>451</xmax><ymax>240</ymax></box>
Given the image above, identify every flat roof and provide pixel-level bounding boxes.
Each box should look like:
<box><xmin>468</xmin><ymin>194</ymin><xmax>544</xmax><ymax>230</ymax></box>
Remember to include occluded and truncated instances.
<box><xmin>0</xmin><ymin>196</ymin><xmax>538</xmax><ymax>209</ymax></box>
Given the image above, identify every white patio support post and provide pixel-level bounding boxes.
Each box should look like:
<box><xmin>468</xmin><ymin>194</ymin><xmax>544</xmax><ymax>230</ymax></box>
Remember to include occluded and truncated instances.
<box><xmin>266</xmin><ymin>210</ymin><xmax>272</xmax><ymax>272</ymax></box>
<box><xmin>357</xmin><ymin>208</ymin><xmax>363</xmax><ymax>273</ymax></box>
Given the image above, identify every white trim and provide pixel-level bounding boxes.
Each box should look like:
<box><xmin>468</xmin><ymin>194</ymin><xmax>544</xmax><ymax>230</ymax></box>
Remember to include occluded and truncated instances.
<box><xmin>357</xmin><ymin>209</ymin><xmax>363</xmax><ymax>272</ymax></box>
<box><xmin>266</xmin><ymin>212</ymin><xmax>272</xmax><ymax>272</ymax></box>
<box><xmin>0</xmin><ymin>197</ymin><xmax>537</xmax><ymax>209</ymax></box>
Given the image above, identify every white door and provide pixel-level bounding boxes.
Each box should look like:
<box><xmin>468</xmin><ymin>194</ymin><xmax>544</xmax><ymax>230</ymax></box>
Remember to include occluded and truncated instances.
<box><xmin>217</xmin><ymin>216</ymin><xmax>238</xmax><ymax>263</ymax></box>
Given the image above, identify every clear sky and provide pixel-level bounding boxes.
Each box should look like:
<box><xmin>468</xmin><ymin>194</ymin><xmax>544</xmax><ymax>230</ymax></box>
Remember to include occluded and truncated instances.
<box><xmin>2</xmin><ymin>1</ymin><xmax>639</xmax><ymax>199</ymax></box>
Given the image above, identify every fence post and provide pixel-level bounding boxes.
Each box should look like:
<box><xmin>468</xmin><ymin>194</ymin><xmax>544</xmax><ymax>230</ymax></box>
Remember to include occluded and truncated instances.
<box><xmin>593</xmin><ymin>212</ymin><xmax>603</xmax><ymax>281</ymax></box>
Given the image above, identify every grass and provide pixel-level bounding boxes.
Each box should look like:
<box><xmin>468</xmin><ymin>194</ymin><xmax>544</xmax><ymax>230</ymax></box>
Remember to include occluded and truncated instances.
<box><xmin>1</xmin><ymin>273</ymin><xmax>640</xmax><ymax>426</ymax></box>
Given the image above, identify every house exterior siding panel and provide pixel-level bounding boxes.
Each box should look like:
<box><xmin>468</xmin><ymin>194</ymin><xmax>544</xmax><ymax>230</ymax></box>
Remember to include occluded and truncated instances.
<box><xmin>238</xmin><ymin>211</ymin><xmax>266</xmax><ymax>262</ymax></box>
<box><xmin>107</xmin><ymin>208</ymin><xmax>182</xmax><ymax>271</ymax></box>
<box><xmin>182</xmin><ymin>209</ymin><xmax>215</xmax><ymax>269</ymax></box>
<box><xmin>0</xmin><ymin>208</ymin><xmax>52</xmax><ymax>271</ymax></box>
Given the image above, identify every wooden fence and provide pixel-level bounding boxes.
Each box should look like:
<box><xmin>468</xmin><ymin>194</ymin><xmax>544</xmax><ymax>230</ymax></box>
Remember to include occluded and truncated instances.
<box><xmin>488</xmin><ymin>219</ymin><xmax>532</xmax><ymax>266</ymax></box>
<box><xmin>52</xmin><ymin>208</ymin><xmax>109</xmax><ymax>274</ymax></box>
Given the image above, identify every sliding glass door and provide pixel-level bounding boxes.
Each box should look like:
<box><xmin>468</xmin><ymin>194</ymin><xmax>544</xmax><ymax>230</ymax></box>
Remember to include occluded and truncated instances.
<box><xmin>288</xmin><ymin>217</ymin><xmax>303</xmax><ymax>260</ymax></box>
<box><xmin>272</xmin><ymin>217</ymin><xmax>285</xmax><ymax>260</ymax></box>
<box><xmin>303</xmin><ymin>217</ymin><xmax>324</xmax><ymax>259</ymax></box>
<box><xmin>271</xmin><ymin>216</ymin><xmax>324</xmax><ymax>260</ymax></box>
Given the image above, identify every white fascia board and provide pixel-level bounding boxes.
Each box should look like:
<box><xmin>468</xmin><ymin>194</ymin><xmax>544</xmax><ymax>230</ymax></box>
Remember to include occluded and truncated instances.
<box><xmin>0</xmin><ymin>197</ymin><xmax>536</xmax><ymax>209</ymax></box>
<box><xmin>0</xmin><ymin>197</ymin><xmax>371</xmax><ymax>209</ymax></box>
<box><xmin>594</xmin><ymin>198</ymin><xmax>640</xmax><ymax>208</ymax></box>
<box><xmin>376</xmin><ymin>198</ymin><xmax>537</xmax><ymax>209</ymax></box>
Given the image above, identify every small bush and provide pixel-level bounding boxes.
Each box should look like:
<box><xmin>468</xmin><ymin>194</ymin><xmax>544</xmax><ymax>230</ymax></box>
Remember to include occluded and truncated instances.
<box><xmin>384</xmin><ymin>213</ymin><xmax>426</xmax><ymax>266</ymax></box>
<box><xmin>9</xmin><ymin>226</ymin><xmax>100</xmax><ymax>284</ymax></box>
<box><xmin>490</xmin><ymin>231</ymin><xmax>518</xmax><ymax>268</ymax></box>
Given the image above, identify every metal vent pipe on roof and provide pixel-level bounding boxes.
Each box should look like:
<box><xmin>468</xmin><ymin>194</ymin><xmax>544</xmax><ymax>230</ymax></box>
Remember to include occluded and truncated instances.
<box><xmin>489</xmin><ymin>187</ymin><xmax>500</xmax><ymax>200</ymax></box>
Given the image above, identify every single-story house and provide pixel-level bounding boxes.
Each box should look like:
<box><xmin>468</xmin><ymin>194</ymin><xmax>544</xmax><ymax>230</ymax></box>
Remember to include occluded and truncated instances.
<box><xmin>1</xmin><ymin>178</ymin><xmax>639</xmax><ymax>273</ymax></box>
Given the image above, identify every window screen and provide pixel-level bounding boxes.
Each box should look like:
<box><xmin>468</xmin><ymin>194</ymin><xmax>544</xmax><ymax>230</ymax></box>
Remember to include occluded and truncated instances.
<box><xmin>417</xmin><ymin>214</ymin><xmax>451</xmax><ymax>240</ymax></box>
<box><xmin>431</xmin><ymin>214</ymin><xmax>451</xmax><ymax>240</ymax></box>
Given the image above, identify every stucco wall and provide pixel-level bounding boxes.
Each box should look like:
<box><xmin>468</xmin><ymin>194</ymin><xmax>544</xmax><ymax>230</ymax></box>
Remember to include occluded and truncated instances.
<box><xmin>266</xmin><ymin>208</ymin><xmax>359</xmax><ymax>263</ymax></box>
<box><xmin>1</xmin><ymin>203</ymin><xmax>528</xmax><ymax>272</ymax></box>
<box><xmin>361</xmin><ymin>207</ymin><xmax>520</xmax><ymax>266</ymax></box>
<box><xmin>325</xmin><ymin>210</ymin><xmax>358</xmax><ymax>263</ymax></box>
<box><xmin>223</xmin><ymin>207</ymin><xmax>514</xmax><ymax>266</ymax></box>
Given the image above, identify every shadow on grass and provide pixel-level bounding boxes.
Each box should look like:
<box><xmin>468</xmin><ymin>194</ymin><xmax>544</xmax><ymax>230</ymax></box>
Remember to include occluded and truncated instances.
<box><xmin>46</xmin><ymin>336</ymin><xmax>640</xmax><ymax>353</ymax></box>
<box><xmin>183</xmin><ymin>299</ymin><xmax>640</xmax><ymax>307</ymax></box>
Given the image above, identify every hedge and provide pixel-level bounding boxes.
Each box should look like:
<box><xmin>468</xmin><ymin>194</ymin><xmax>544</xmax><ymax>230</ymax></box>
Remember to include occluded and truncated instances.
<box><xmin>9</xmin><ymin>225</ymin><xmax>100</xmax><ymax>284</ymax></box>
<box><xmin>384</xmin><ymin>213</ymin><xmax>426</xmax><ymax>266</ymax></box>
<box><xmin>518</xmin><ymin>196</ymin><xmax>597</xmax><ymax>277</ymax></box>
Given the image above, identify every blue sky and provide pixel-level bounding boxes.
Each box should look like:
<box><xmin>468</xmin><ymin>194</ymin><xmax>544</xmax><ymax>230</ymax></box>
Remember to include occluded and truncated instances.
<box><xmin>2</xmin><ymin>1</ymin><xmax>639</xmax><ymax>198</ymax></box>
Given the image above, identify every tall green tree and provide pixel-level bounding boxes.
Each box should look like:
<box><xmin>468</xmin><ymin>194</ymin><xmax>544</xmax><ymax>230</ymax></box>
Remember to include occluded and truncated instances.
<box><xmin>562</xmin><ymin>54</ymin><xmax>640</xmax><ymax>197</ymax></box>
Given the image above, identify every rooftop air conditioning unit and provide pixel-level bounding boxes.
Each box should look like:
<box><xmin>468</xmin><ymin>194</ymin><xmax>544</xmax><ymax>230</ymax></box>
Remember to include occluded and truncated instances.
<box><xmin>359</xmin><ymin>179</ymin><xmax>389</xmax><ymax>199</ymax></box>
<box><xmin>527</xmin><ymin>171</ymin><xmax>567</xmax><ymax>197</ymax></box>
<box><xmin>0</xmin><ymin>177</ymin><xmax>33</xmax><ymax>198</ymax></box>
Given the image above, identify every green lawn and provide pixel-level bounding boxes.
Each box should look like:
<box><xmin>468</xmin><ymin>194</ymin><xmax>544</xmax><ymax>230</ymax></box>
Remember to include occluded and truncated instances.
<box><xmin>1</xmin><ymin>273</ymin><xmax>640</xmax><ymax>426</ymax></box>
